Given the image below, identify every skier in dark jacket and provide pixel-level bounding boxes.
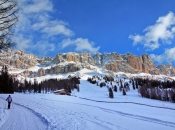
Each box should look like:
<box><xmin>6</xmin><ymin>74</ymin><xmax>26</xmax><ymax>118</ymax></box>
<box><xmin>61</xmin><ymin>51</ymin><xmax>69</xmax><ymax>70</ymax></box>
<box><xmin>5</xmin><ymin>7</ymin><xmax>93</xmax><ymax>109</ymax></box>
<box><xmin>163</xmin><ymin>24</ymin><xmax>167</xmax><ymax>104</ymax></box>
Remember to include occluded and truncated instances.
<box><xmin>6</xmin><ymin>95</ymin><xmax>12</xmax><ymax>109</ymax></box>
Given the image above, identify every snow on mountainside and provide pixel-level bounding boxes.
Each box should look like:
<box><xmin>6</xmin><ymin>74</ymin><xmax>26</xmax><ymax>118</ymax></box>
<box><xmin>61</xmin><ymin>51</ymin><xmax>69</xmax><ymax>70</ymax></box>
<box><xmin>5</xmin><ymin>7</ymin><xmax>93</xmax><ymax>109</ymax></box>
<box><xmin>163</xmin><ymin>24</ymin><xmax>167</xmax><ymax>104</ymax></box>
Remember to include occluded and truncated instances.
<box><xmin>1</xmin><ymin>49</ymin><xmax>175</xmax><ymax>78</ymax></box>
<box><xmin>0</xmin><ymin>67</ymin><xmax>175</xmax><ymax>130</ymax></box>
<box><xmin>0</xmin><ymin>51</ymin><xmax>175</xmax><ymax>130</ymax></box>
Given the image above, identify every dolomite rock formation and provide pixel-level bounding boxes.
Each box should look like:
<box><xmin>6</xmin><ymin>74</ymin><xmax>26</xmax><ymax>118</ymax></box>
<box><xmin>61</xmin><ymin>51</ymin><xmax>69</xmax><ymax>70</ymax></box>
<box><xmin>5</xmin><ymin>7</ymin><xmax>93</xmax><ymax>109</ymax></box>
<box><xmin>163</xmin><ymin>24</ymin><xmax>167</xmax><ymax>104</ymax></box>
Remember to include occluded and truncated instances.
<box><xmin>54</xmin><ymin>52</ymin><xmax>94</xmax><ymax>65</ymax></box>
<box><xmin>45</xmin><ymin>63</ymin><xmax>82</xmax><ymax>74</ymax></box>
<box><xmin>157</xmin><ymin>64</ymin><xmax>175</xmax><ymax>76</ymax></box>
<box><xmin>38</xmin><ymin>68</ymin><xmax>45</xmax><ymax>77</ymax></box>
<box><xmin>1</xmin><ymin>49</ymin><xmax>175</xmax><ymax>76</ymax></box>
<box><xmin>0</xmin><ymin>49</ymin><xmax>38</xmax><ymax>69</ymax></box>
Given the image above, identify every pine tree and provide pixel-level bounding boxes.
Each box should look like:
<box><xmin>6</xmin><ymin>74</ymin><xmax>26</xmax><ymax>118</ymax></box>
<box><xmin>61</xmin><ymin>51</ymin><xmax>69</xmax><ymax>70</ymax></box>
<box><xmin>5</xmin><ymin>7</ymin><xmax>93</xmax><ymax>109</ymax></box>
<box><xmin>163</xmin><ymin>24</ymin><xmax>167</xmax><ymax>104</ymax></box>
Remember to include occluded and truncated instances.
<box><xmin>109</xmin><ymin>88</ymin><xmax>114</xmax><ymax>98</ymax></box>
<box><xmin>38</xmin><ymin>83</ymin><xmax>41</xmax><ymax>93</ymax></box>
<box><xmin>113</xmin><ymin>85</ymin><xmax>117</xmax><ymax>92</ymax></box>
<box><xmin>132</xmin><ymin>79</ymin><xmax>135</xmax><ymax>90</ymax></box>
<box><xmin>100</xmin><ymin>83</ymin><xmax>103</xmax><ymax>88</ymax></box>
<box><xmin>0</xmin><ymin>66</ymin><xmax>13</xmax><ymax>93</ymax></box>
<box><xmin>33</xmin><ymin>79</ymin><xmax>38</xmax><ymax>93</ymax></box>
<box><xmin>123</xmin><ymin>88</ymin><xmax>126</xmax><ymax>96</ymax></box>
<box><xmin>136</xmin><ymin>80</ymin><xmax>138</xmax><ymax>89</ymax></box>
<box><xmin>119</xmin><ymin>79</ymin><xmax>123</xmax><ymax>92</ymax></box>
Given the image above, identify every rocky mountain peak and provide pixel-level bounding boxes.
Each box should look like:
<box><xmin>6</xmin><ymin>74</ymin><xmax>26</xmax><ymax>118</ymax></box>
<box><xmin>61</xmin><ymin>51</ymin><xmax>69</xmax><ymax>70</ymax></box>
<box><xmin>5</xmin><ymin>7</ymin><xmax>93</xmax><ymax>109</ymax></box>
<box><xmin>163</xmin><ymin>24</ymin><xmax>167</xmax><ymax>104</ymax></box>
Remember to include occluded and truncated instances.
<box><xmin>0</xmin><ymin>49</ymin><xmax>39</xmax><ymax>69</ymax></box>
<box><xmin>0</xmin><ymin>49</ymin><xmax>175</xmax><ymax>77</ymax></box>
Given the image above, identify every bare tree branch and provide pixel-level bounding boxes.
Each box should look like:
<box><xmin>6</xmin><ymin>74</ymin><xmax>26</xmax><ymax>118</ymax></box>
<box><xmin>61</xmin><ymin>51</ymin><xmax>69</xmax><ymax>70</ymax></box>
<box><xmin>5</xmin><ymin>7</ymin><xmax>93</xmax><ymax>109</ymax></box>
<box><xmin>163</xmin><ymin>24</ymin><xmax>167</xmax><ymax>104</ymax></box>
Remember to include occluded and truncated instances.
<box><xmin>0</xmin><ymin>0</ymin><xmax>18</xmax><ymax>50</ymax></box>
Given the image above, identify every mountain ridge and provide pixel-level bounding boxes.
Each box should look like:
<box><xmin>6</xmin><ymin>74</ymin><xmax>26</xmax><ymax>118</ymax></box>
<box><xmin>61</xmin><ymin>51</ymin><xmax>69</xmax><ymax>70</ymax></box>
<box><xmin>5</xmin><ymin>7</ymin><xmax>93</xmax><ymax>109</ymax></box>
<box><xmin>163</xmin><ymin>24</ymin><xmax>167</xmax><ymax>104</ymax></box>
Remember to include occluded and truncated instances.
<box><xmin>0</xmin><ymin>49</ymin><xmax>175</xmax><ymax>77</ymax></box>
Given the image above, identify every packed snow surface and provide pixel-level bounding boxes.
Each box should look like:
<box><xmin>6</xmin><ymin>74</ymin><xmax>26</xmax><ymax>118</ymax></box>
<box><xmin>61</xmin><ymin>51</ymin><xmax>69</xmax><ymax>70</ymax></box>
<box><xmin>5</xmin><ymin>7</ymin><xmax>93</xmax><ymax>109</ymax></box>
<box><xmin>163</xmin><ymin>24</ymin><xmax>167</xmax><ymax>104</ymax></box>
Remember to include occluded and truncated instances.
<box><xmin>0</xmin><ymin>69</ymin><xmax>175</xmax><ymax>130</ymax></box>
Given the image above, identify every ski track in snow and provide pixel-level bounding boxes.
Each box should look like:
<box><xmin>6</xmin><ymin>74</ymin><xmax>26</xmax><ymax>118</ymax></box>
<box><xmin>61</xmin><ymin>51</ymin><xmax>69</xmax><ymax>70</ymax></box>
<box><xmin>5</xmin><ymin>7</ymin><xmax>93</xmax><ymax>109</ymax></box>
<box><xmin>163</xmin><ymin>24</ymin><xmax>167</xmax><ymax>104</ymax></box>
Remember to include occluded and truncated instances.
<box><xmin>37</xmin><ymin>97</ymin><xmax>175</xmax><ymax>130</ymax></box>
<box><xmin>99</xmin><ymin>107</ymin><xmax>175</xmax><ymax>128</ymax></box>
<box><xmin>1</xmin><ymin>68</ymin><xmax>175</xmax><ymax>130</ymax></box>
<box><xmin>52</xmin><ymin>98</ymin><xmax>175</xmax><ymax>129</ymax></box>
<box><xmin>78</xmin><ymin>97</ymin><xmax>175</xmax><ymax>110</ymax></box>
<box><xmin>0</xmin><ymin>97</ymin><xmax>48</xmax><ymax>130</ymax></box>
<box><xmin>0</xmin><ymin>93</ymin><xmax>174</xmax><ymax>130</ymax></box>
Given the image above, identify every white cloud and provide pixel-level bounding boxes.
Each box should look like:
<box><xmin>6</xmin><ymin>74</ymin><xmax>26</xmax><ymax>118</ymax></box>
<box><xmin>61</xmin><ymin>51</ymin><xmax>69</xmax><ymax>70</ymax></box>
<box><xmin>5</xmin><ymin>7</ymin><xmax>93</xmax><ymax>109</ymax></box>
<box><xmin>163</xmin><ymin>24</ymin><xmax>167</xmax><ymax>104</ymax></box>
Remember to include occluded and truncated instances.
<box><xmin>60</xmin><ymin>38</ymin><xmax>100</xmax><ymax>54</ymax></box>
<box><xmin>150</xmin><ymin>47</ymin><xmax>175</xmax><ymax>64</ymax></box>
<box><xmin>31</xmin><ymin>15</ymin><xmax>74</xmax><ymax>37</ymax></box>
<box><xmin>14</xmin><ymin>0</ymin><xmax>98</xmax><ymax>55</ymax></box>
<box><xmin>12</xmin><ymin>35</ymin><xmax>31</xmax><ymax>50</ymax></box>
<box><xmin>32</xmin><ymin>42</ymin><xmax>56</xmax><ymax>56</ymax></box>
<box><xmin>172</xmin><ymin>27</ymin><xmax>175</xmax><ymax>32</ymax></box>
<box><xmin>129</xmin><ymin>12</ymin><xmax>175</xmax><ymax>51</ymax></box>
<box><xmin>12</xmin><ymin>34</ymin><xmax>56</xmax><ymax>55</ymax></box>
<box><xmin>24</xmin><ymin>0</ymin><xmax>53</xmax><ymax>13</ymax></box>
<box><xmin>41</xmin><ymin>21</ymin><xmax>74</xmax><ymax>37</ymax></box>
<box><xmin>14</xmin><ymin>0</ymin><xmax>74</xmax><ymax>53</ymax></box>
<box><xmin>128</xmin><ymin>35</ymin><xmax>143</xmax><ymax>45</ymax></box>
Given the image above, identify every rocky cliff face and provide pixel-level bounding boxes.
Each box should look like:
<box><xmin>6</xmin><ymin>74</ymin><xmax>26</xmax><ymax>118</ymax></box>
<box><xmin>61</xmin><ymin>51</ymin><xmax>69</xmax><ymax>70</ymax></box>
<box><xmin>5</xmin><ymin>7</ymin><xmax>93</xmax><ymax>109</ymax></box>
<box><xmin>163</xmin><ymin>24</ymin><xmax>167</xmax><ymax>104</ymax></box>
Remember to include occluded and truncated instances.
<box><xmin>54</xmin><ymin>52</ymin><xmax>94</xmax><ymax>65</ymax></box>
<box><xmin>121</xmin><ymin>53</ymin><xmax>157</xmax><ymax>74</ymax></box>
<box><xmin>0</xmin><ymin>49</ymin><xmax>39</xmax><ymax>69</ymax></box>
<box><xmin>157</xmin><ymin>64</ymin><xmax>175</xmax><ymax>76</ymax></box>
<box><xmin>93</xmin><ymin>52</ymin><xmax>174</xmax><ymax>75</ymax></box>
<box><xmin>0</xmin><ymin>49</ymin><xmax>175</xmax><ymax>76</ymax></box>
<box><xmin>93</xmin><ymin>52</ymin><xmax>137</xmax><ymax>73</ymax></box>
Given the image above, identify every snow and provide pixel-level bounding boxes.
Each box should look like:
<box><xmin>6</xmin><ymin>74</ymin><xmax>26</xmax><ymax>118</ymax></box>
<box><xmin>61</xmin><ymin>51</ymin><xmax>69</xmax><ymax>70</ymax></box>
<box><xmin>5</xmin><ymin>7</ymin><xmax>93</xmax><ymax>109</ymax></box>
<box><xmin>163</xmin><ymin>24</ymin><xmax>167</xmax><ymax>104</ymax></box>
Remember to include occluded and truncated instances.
<box><xmin>0</xmin><ymin>68</ymin><xmax>175</xmax><ymax>130</ymax></box>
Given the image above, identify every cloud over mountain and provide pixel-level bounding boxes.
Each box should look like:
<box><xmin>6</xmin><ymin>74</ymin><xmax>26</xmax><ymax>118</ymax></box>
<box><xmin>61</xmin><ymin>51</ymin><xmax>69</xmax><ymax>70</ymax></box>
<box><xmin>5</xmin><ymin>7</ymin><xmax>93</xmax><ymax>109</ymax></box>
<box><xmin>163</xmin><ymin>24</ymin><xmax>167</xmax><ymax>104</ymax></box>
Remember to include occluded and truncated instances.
<box><xmin>150</xmin><ymin>47</ymin><xmax>175</xmax><ymax>64</ymax></box>
<box><xmin>129</xmin><ymin>12</ymin><xmax>175</xmax><ymax>51</ymax></box>
<box><xmin>60</xmin><ymin>38</ymin><xmax>100</xmax><ymax>54</ymax></box>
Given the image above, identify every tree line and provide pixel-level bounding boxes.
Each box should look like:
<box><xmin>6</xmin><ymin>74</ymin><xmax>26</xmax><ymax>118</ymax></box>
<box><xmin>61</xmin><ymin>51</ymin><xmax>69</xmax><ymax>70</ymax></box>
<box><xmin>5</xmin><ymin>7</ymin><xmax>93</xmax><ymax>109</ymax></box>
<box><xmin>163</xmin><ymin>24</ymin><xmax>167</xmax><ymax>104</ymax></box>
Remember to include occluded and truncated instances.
<box><xmin>0</xmin><ymin>66</ymin><xmax>80</xmax><ymax>94</ymax></box>
<box><xmin>87</xmin><ymin>76</ymin><xmax>128</xmax><ymax>98</ymax></box>
<box><xmin>137</xmin><ymin>78</ymin><xmax>175</xmax><ymax>102</ymax></box>
<box><xmin>13</xmin><ymin>77</ymin><xmax>80</xmax><ymax>94</ymax></box>
<box><xmin>0</xmin><ymin>66</ymin><xmax>14</xmax><ymax>93</ymax></box>
<box><xmin>87</xmin><ymin>75</ymin><xmax>175</xmax><ymax>102</ymax></box>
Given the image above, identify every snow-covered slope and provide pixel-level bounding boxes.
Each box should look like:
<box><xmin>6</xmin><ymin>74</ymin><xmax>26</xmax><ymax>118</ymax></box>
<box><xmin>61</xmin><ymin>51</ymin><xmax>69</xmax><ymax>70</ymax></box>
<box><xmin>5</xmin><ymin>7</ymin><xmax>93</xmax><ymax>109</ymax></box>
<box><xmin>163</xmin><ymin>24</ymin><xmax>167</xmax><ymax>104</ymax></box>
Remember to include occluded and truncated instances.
<box><xmin>0</xmin><ymin>68</ymin><xmax>175</xmax><ymax>130</ymax></box>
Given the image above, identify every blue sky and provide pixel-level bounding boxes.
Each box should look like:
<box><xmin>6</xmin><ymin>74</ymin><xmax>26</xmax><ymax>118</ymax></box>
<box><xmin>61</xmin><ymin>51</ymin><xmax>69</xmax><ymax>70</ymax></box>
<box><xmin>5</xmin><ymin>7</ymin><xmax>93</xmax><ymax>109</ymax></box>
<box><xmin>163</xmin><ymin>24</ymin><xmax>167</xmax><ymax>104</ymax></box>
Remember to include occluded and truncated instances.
<box><xmin>14</xmin><ymin>0</ymin><xmax>175</xmax><ymax>66</ymax></box>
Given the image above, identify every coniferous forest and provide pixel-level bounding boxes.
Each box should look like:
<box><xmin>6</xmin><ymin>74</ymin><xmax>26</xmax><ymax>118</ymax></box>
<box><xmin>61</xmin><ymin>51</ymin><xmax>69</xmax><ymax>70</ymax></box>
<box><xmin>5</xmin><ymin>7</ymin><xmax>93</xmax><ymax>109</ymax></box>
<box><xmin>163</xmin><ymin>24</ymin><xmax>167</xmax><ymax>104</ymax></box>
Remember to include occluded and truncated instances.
<box><xmin>137</xmin><ymin>78</ymin><xmax>175</xmax><ymax>102</ymax></box>
<box><xmin>0</xmin><ymin>66</ymin><xmax>14</xmax><ymax>94</ymax></box>
<box><xmin>1</xmin><ymin>66</ymin><xmax>175</xmax><ymax>103</ymax></box>
<box><xmin>0</xmin><ymin>66</ymin><xmax>80</xmax><ymax>94</ymax></box>
<box><xmin>87</xmin><ymin>75</ymin><xmax>175</xmax><ymax>103</ymax></box>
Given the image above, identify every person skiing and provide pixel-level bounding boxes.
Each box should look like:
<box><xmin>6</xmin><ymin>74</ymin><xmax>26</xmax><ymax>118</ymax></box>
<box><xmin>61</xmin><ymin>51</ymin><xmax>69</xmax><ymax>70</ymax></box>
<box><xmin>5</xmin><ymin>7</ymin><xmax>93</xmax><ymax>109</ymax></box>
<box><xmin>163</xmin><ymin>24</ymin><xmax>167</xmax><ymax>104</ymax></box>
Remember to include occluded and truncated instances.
<box><xmin>6</xmin><ymin>95</ymin><xmax>12</xmax><ymax>109</ymax></box>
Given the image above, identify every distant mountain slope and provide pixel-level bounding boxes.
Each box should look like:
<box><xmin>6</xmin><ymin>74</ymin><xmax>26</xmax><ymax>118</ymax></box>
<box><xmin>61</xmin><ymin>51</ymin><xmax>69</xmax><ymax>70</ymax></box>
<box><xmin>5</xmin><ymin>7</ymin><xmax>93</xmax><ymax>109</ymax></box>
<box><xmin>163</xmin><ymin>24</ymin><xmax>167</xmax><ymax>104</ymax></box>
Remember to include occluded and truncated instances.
<box><xmin>0</xmin><ymin>49</ymin><xmax>175</xmax><ymax>77</ymax></box>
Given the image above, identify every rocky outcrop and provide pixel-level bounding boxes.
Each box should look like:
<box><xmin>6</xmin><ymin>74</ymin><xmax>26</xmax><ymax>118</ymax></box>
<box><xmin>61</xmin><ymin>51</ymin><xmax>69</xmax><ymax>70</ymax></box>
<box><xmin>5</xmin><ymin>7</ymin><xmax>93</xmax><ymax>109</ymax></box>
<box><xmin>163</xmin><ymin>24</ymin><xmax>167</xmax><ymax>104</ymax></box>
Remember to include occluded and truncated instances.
<box><xmin>122</xmin><ymin>53</ymin><xmax>142</xmax><ymax>72</ymax></box>
<box><xmin>39</xmin><ymin>57</ymin><xmax>54</xmax><ymax>65</ymax></box>
<box><xmin>104</xmin><ymin>60</ymin><xmax>138</xmax><ymax>73</ymax></box>
<box><xmin>93</xmin><ymin>52</ymin><xmax>123</xmax><ymax>65</ymax></box>
<box><xmin>140</xmin><ymin>54</ymin><xmax>157</xmax><ymax>74</ymax></box>
<box><xmin>46</xmin><ymin>63</ymin><xmax>82</xmax><ymax>74</ymax></box>
<box><xmin>122</xmin><ymin>53</ymin><xmax>157</xmax><ymax>74</ymax></box>
<box><xmin>0</xmin><ymin>49</ymin><xmax>39</xmax><ymax>69</ymax></box>
<box><xmin>93</xmin><ymin>52</ymin><xmax>157</xmax><ymax>74</ymax></box>
<box><xmin>38</xmin><ymin>68</ymin><xmax>45</xmax><ymax>77</ymax></box>
<box><xmin>157</xmin><ymin>64</ymin><xmax>175</xmax><ymax>76</ymax></box>
<box><xmin>93</xmin><ymin>52</ymin><xmax>175</xmax><ymax>75</ymax></box>
<box><xmin>54</xmin><ymin>52</ymin><xmax>94</xmax><ymax>65</ymax></box>
<box><xmin>1</xmin><ymin>49</ymin><xmax>175</xmax><ymax>76</ymax></box>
